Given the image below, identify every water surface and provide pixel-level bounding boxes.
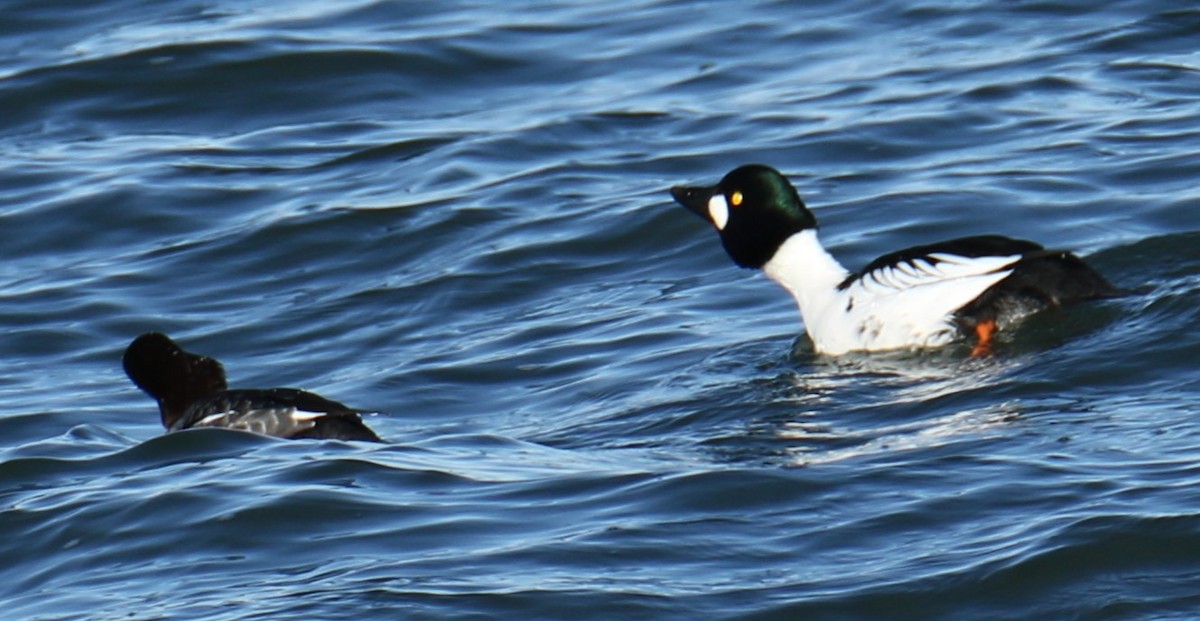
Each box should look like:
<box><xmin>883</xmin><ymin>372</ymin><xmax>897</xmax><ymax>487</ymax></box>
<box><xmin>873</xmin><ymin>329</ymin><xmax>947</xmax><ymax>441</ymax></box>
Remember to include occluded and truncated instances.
<box><xmin>2</xmin><ymin>1</ymin><xmax>1199</xmax><ymax>619</ymax></box>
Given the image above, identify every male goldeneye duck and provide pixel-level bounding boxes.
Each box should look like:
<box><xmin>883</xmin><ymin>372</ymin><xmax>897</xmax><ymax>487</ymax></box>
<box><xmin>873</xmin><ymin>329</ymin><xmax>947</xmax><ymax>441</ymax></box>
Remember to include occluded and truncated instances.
<box><xmin>122</xmin><ymin>332</ymin><xmax>383</xmax><ymax>441</ymax></box>
<box><xmin>670</xmin><ymin>164</ymin><xmax>1120</xmax><ymax>355</ymax></box>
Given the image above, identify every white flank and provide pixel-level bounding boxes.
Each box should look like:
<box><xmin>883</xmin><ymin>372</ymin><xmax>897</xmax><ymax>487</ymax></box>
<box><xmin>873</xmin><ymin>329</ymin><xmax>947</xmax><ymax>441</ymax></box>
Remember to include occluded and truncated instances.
<box><xmin>290</xmin><ymin>409</ymin><xmax>325</xmax><ymax>423</ymax></box>
<box><xmin>762</xmin><ymin>230</ymin><xmax>1022</xmax><ymax>354</ymax></box>
<box><xmin>196</xmin><ymin>411</ymin><xmax>235</xmax><ymax>426</ymax></box>
<box><xmin>707</xmin><ymin>194</ymin><xmax>730</xmax><ymax>230</ymax></box>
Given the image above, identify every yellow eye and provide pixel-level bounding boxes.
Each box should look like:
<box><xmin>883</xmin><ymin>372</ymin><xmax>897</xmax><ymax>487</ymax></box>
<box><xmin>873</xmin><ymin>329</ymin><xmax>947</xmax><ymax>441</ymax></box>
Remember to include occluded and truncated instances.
<box><xmin>730</xmin><ymin>191</ymin><xmax>743</xmax><ymax>207</ymax></box>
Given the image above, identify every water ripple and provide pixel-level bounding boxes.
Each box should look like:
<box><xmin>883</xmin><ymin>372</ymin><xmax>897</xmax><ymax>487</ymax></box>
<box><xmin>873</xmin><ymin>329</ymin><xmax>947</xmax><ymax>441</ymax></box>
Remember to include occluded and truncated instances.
<box><xmin>3</xmin><ymin>1</ymin><xmax>1200</xmax><ymax>619</ymax></box>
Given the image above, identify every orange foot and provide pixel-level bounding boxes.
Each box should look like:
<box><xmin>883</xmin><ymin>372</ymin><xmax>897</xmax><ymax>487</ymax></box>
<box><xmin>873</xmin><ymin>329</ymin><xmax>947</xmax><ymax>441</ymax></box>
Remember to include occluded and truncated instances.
<box><xmin>970</xmin><ymin>319</ymin><xmax>997</xmax><ymax>357</ymax></box>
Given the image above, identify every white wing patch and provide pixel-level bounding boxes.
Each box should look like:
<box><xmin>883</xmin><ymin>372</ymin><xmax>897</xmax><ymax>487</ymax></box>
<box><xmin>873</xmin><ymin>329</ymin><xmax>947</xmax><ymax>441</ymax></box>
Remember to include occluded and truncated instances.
<box><xmin>196</xmin><ymin>410</ymin><xmax>237</xmax><ymax>427</ymax></box>
<box><xmin>858</xmin><ymin>253</ymin><xmax>1021</xmax><ymax>296</ymax></box>
<box><xmin>194</xmin><ymin>407</ymin><xmax>323</xmax><ymax>436</ymax></box>
<box><xmin>289</xmin><ymin>409</ymin><xmax>325</xmax><ymax>422</ymax></box>
<box><xmin>827</xmin><ymin>253</ymin><xmax>1023</xmax><ymax>352</ymax></box>
<box><xmin>762</xmin><ymin>231</ymin><xmax>1029</xmax><ymax>354</ymax></box>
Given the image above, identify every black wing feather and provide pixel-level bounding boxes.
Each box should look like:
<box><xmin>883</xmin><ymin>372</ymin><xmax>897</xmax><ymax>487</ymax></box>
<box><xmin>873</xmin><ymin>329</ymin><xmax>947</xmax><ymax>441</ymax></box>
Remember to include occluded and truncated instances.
<box><xmin>837</xmin><ymin>235</ymin><xmax>1043</xmax><ymax>291</ymax></box>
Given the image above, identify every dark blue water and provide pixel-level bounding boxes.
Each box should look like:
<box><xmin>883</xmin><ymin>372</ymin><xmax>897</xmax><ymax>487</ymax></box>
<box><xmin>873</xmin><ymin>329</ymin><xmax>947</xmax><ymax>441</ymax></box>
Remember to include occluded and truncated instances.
<box><xmin>2</xmin><ymin>1</ymin><xmax>1199</xmax><ymax>619</ymax></box>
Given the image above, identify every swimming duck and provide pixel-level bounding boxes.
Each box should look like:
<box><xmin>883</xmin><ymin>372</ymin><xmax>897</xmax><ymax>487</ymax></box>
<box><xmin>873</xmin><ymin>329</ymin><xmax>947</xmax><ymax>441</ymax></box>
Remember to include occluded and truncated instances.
<box><xmin>123</xmin><ymin>332</ymin><xmax>382</xmax><ymax>441</ymax></box>
<box><xmin>670</xmin><ymin>164</ymin><xmax>1119</xmax><ymax>355</ymax></box>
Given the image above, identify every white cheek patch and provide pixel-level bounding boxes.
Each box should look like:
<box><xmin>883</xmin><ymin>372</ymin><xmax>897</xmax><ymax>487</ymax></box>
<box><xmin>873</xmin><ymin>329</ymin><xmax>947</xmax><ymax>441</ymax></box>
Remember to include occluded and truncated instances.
<box><xmin>707</xmin><ymin>194</ymin><xmax>730</xmax><ymax>230</ymax></box>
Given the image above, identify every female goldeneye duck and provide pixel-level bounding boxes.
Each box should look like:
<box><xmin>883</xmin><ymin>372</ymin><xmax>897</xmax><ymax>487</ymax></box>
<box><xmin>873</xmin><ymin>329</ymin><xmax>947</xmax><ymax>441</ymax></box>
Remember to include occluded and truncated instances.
<box><xmin>670</xmin><ymin>164</ymin><xmax>1120</xmax><ymax>355</ymax></box>
<box><xmin>122</xmin><ymin>332</ymin><xmax>383</xmax><ymax>441</ymax></box>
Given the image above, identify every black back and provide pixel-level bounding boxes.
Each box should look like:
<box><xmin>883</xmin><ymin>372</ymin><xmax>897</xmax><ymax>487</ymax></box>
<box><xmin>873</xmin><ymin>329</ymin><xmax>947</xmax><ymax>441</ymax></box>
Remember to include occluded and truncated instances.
<box><xmin>837</xmin><ymin>235</ymin><xmax>1047</xmax><ymax>291</ymax></box>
